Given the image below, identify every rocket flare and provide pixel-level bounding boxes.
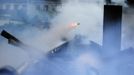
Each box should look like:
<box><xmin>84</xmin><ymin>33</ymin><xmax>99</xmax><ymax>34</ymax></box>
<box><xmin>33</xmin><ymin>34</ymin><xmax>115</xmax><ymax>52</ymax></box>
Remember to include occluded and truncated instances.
<box><xmin>68</xmin><ymin>22</ymin><xmax>80</xmax><ymax>29</ymax></box>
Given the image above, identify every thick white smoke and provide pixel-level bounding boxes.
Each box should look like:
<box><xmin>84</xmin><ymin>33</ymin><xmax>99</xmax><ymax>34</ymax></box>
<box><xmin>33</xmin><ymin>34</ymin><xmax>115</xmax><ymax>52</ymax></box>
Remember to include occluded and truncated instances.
<box><xmin>0</xmin><ymin>2</ymin><xmax>80</xmax><ymax>71</ymax></box>
<box><xmin>0</xmin><ymin>0</ymin><xmax>134</xmax><ymax>75</ymax></box>
<box><xmin>54</xmin><ymin>0</ymin><xmax>134</xmax><ymax>49</ymax></box>
<box><xmin>51</xmin><ymin>0</ymin><xmax>104</xmax><ymax>45</ymax></box>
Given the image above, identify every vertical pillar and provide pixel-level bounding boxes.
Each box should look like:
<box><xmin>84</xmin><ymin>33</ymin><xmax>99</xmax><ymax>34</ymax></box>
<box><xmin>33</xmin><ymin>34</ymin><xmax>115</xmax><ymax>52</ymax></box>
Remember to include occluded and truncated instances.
<box><xmin>103</xmin><ymin>5</ymin><xmax>122</xmax><ymax>56</ymax></box>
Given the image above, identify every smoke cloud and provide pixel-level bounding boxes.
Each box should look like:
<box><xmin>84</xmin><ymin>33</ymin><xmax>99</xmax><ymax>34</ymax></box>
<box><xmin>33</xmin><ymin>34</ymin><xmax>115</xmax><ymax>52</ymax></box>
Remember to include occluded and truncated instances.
<box><xmin>51</xmin><ymin>0</ymin><xmax>104</xmax><ymax>44</ymax></box>
<box><xmin>0</xmin><ymin>0</ymin><xmax>134</xmax><ymax>75</ymax></box>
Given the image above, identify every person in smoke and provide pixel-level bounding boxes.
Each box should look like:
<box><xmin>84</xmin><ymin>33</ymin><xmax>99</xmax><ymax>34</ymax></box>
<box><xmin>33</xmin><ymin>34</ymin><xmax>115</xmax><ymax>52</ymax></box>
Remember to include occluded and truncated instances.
<box><xmin>0</xmin><ymin>66</ymin><xmax>18</xmax><ymax>75</ymax></box>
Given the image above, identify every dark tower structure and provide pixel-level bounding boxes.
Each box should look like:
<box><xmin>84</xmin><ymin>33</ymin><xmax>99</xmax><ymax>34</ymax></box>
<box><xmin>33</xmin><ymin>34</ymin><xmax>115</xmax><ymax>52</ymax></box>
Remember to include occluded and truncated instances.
<box><xmin>103</xmin><ymin>5</ymin><xmax>122</xmax><ymax>56</ymax></box>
